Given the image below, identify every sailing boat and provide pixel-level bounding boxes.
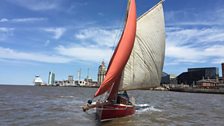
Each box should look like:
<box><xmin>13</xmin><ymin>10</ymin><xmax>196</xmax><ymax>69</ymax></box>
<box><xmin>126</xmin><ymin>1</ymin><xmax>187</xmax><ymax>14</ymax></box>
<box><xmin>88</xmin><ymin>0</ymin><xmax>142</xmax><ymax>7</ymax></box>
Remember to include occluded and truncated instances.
<box><xmin>83</xmin><ymin>0</ymin><xmax>165</xmax><ymax>121</ymax></box>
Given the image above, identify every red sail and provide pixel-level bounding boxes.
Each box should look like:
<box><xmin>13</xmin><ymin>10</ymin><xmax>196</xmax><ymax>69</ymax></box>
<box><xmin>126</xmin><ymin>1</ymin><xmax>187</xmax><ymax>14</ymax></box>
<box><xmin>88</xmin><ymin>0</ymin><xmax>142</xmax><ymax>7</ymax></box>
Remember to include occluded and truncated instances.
<box><xmin>94</xmin><ymin>0</ymin><xmax>136</xmax><ymax>97</ymax></box>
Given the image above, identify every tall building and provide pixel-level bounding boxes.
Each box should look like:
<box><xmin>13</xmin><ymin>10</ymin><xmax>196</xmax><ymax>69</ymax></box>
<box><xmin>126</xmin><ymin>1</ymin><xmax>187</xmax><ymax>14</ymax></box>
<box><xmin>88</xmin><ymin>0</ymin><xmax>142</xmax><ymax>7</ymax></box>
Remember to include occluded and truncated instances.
<box><xmin>97</xmin><ymin>61</ymin><xmax>107</xmax><ymax>86</ymax></box>
<box><xmin>222</xmin><ymin>63</ymin><xmax>224</xmax><ymax>81</ymax></box>
<box><xmin>48</xmin><ymin>72</ymin><xmax>55</xmax><ymax>85</ymax></box>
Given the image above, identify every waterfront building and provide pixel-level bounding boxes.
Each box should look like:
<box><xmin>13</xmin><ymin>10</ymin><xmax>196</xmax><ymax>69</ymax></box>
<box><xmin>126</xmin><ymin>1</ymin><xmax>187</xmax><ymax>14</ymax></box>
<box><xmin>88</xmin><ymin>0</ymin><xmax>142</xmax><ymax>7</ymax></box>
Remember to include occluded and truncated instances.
<box><xmin>54</xmin><ymin>80</ymin><xmax>62</xmax><ymax>86</ymax></box>
<box><xmin>85</xmin><ymin>77</ymin><xmax>92</xmax><ymax>86</ymax></box>
<box><xmin>67</xmin><ymin>75</ymin><xmax>75</xmax><ymax>86</ymax></box>
<box><xmin>97</xmin><ymin>61</ymin><xmax>107</xmax><ymax>86</ymax></box>
<box><xmin>48</xmin><ymin>72</ymin><xmax>55</xmax><ymax>85</ymax></box>
<box><xmin>161</xmin><ymin>72</ymin><xmax>177</xmax><ymax>85</ymax></box>
<box><xmin>170</xmin><ymin>74</ymin><xmax>177</xmax><ymax>84</ymax></box>
<box><xmin>77</xmin><ymin>80</ymin><xmax>87</xmax><ymax>86</ymax></box>
<box><xmin>84</xmin><ymin>77</ymin><xmax>98</xmax><ymax>87</ymax></box>
<box><xmin>34</xmin><ymin>75</ymin><xmax>45</xmax><ymax>86</ymax></box>
<box><xmin>196</xmin><ymin>79</ymin><xmax>218</xmax><ymax>88</ymax></box>
<box><xmin>177</xmin><ymin>67</ymin><xmax>219</xmax><ymax>85</ymax></box>
<box><xmin>161</xmin><ymin>72</ymin><xmax>170</xmax><ymax>84</ymax></box>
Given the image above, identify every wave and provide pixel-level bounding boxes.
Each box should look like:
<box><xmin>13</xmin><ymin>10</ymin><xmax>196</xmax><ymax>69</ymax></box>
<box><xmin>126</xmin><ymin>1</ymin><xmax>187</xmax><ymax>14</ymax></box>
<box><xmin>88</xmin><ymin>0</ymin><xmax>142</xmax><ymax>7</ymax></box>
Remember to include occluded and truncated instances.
<box><xmin>135</xmin><ymin>104</ymin><xmax>162</xmax><ymax>113</ymax></box>
<box><xmin>59</xmin><ymin>96</ymin><xmax>75</xmax><ymax>98</ymax></box>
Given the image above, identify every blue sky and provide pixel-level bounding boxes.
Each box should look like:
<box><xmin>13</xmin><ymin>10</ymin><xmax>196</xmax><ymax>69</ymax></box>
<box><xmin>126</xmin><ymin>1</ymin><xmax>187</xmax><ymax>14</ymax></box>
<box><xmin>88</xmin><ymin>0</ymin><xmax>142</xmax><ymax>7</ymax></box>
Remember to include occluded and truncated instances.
<box><xmin>0</xmin><ymin>0</ymin><xmax>224</xmax><ymax>85</ymax></box>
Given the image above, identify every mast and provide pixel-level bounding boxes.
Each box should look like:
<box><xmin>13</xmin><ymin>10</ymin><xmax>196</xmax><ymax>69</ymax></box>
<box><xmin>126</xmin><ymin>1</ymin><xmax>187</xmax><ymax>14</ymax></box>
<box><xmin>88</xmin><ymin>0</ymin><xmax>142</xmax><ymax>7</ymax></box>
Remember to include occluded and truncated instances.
<box><xmin>94</xmin><ymin>0</ymin><xmax>136</xmax><ymax>98</ymax></box>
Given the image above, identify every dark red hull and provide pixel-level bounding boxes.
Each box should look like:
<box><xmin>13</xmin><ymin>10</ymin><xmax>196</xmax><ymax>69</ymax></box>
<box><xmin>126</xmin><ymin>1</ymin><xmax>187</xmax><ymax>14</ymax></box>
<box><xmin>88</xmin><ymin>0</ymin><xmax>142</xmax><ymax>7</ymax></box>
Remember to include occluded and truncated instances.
<box><xmin>96</xmin><ymin>104</ymin><xmax>135</xmax><ymax>121</ymax></box>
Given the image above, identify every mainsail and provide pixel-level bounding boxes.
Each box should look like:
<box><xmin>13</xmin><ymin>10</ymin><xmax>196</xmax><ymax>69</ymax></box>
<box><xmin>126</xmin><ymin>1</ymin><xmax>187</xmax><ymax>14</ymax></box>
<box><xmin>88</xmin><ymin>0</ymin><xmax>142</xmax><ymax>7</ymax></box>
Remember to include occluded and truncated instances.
<box><xmin>120</xmin><ymin>1</ymin><xmax>166</xmax><ymax>90</ymax></box>
<box><xmin>94</xmin><ymin>0</ymin><xmax>165</xmax><ymax>97</ymax></box>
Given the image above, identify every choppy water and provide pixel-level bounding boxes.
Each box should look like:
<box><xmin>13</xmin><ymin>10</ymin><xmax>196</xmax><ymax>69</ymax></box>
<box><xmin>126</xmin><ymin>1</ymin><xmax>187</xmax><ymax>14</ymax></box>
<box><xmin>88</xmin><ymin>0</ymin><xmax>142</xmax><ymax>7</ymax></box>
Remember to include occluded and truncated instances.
<box><xmin>0</xmin><ymin>85</ymin><xmax>224</xmax><ymax>126</ymax></box>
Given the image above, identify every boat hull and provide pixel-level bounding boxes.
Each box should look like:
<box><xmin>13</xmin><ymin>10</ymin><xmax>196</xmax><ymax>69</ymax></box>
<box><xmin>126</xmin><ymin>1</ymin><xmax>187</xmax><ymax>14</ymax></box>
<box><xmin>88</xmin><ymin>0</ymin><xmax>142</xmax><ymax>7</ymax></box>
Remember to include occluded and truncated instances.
<box><xmin>96</xmin><ymin>104</ymin><xmax>135</xmax><ymax>121</ymax></box>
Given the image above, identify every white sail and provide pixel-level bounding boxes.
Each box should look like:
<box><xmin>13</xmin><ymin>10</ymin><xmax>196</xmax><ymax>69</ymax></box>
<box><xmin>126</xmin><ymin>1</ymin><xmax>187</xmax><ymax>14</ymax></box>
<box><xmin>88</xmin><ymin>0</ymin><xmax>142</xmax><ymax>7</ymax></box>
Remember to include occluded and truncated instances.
<box><xmin>120</xmin><ymin>2</ymin><xmax>165</xmax><ymax>90</ymax></box>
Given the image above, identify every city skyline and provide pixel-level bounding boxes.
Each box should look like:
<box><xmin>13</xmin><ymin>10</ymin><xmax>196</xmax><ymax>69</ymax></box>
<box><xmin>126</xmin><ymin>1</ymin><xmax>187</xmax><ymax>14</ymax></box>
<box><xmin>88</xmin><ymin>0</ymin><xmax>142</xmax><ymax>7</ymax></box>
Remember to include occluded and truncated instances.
<box><xmin>0</xmin><ymin>0</ymin><xmax>224</xmax><ymax>85</ymax></box>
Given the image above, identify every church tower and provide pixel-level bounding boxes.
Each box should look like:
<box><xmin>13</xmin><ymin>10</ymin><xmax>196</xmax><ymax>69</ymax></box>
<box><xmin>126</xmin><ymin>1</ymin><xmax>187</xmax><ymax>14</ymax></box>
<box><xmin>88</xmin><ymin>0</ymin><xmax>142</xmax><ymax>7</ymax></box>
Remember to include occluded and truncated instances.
<box><xmin>97</xmin><ymin>61</ymin><xmax>107</xmax><ymax>86</ymax></box>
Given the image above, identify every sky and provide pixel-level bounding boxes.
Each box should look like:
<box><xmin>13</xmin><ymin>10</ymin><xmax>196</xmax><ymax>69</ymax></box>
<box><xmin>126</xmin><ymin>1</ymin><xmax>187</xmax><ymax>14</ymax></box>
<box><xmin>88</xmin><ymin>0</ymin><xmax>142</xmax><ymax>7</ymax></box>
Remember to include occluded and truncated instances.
<box><xmin>0</xmin><ymin>0</ymin><xmax>224</xmax><ymax>85</ymax></box>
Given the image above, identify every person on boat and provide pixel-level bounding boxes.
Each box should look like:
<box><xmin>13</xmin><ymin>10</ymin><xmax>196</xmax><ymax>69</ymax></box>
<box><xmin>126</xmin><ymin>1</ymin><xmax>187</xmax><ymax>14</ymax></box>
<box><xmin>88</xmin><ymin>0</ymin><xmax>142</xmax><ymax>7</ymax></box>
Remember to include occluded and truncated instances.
<box><xmin>117</xmin><ymin>90</ymin><xmax>131</xmax><ymax>105</ymax></box>
<box><xmin>123</xmin><ymin>90</ymin><xmax>129</xmax><ymax>99</ymax></box>
<box><xmin>82</xmin><ymin>99</ymin><xmax>111</xmax><ymax>112</ymax></box>
<box><xmin>83</xmin><ymin>91</ymin><xmax>130</xmax><ymax>111</ymax></box>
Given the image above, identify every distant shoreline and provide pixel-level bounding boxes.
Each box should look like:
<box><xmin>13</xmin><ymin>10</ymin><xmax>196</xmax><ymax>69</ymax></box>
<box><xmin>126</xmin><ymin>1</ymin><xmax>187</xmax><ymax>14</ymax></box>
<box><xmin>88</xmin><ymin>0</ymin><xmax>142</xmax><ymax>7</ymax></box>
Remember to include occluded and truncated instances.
<box><xmin>170</xmin><ymin>87</ymin><xmax>224</xmax><ymax>94</ymax></box>
<box><xmin>0</xmin><ymin>84</ymin><xmax>33</xmax><ymax>86</ymax></box>
<box><xmin>2</xmin><ymin>84</ymin><xmax>224</xmax><ymax>95</ymax></box>
<box><xmin>0</xmin><ymin>84</ymin><xmax>99</xmax><ymax>88</ymax></box>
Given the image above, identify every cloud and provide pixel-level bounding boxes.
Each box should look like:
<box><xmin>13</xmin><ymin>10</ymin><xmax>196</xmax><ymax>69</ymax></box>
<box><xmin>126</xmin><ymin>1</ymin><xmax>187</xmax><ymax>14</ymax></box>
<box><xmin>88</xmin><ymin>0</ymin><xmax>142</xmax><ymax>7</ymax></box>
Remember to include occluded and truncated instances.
<box><xmin>0</xmin><ymin>47</ymin><xmax>71</xmax><ymax>63</ymax></box>
<box><xmin>0</xmin><ymin>26</ymin><xmax>116</xmax><ymax>63</ymax></box>
<box><xmin>165</xmin><ymin>6</ymin><xmax>224</xmax><ymax>27</ymax></box>
<box><xmin>0</xmin><ymin>27</ymin><xmax>14</xmax><ymax>32</ymax></box>
<box><xmin>166</xmin><ymin>45</ymin><xmax>204</xmax><ymax>63</ymax></box>
<box><xmin>44</xmin><ymin>40</ymin><xmax>50</xmax><ymax>47</ymax></box>
<box><xmin>97</xmin><ymin>12</ymin><xmax>104</xmax><ymax>16</ymax></box>
<box><xmin>69</xmin><ymin>27</ymin><xmax>121</xmax><ymax>63</ymax></box>
<box><xmin>0</xmin><ymin>17</ymin><xmax>47</xmax><ymax>23</ymax></box>
<box><xmin>204</xmin><ymin>46</ymin><xmax>224</xmax><ymax>58</ymax></box>
<box><xmin>164</xmin><ymin>4</ymin><xmax>224</xmax><ymax>66</ymax></box>
<box><xmin>75</xmin><ymin>27</ymin><xmax>121</xmax><ymax>47</ymax></box>
<box><xmin>44</xmin><ymin>28</ymin><xmax>66</xmax><ymax>39</ymax></box>
<box><xmin>165</xmin><ymin>27</ymin><xmax>224</xmax><ymax>65</ymax></box>
<box><xmin>0</xmin><ymin>27</ymin><xmax>14</xmax><ymax>41</ymax></box>
<box><xmin>212</xmin><ymin>58</ymin><xmax>224</xmax><ymax>64</ymax></box>
<box><xmin>168</xmin><ymin>21</ymin><xmax>223</xmax><ymax>27</ymax></box>
<box><xmin>167</xmin><ymin>28</ymin><xmax>224</xmax><ymax>45</ymax></box>
<box><xmin>166</xmin><ymin>44</ymin><xmax>224</xmax><ymax>64</ymax></box>
<box><xmin>12</xmin><ymin>17</ymin><xmax>47</xmax><ymax>22</ymax></box>
<box><xmin>55</xmin><ymin>45</ymin><xmax>113</xmax><ymax>63</ymax></box>
<box><xmin>0</xmin><ymin>44</ymin><xmax>113</xmax><ymax>64</ymax></box>
<box><xmin>6</xmin><ymin>0</ymin><xmax>60</xmax><ymax>11</ymax></box>
<box><xmin>0</xmin><ymin>18</ymin><xmax>9</xmax><ymax>22</ymax></box>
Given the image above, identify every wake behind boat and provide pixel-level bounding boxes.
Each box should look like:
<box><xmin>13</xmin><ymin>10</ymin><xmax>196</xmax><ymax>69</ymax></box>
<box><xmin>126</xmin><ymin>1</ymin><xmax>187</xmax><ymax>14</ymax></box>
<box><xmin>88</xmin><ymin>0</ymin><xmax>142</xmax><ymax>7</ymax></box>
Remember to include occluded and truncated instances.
<box><xmin>82</xmin><ymin>0</ymin><xmax>166</xmax><ymax>121</ymax></box>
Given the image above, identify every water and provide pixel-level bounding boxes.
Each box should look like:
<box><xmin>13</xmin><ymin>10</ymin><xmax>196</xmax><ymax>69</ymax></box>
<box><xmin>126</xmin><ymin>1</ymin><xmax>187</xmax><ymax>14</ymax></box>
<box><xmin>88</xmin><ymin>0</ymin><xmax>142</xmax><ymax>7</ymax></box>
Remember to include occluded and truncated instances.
<box><xmin>0</xmin><ymin>85</ymin><xmax>224</xmax><ymax>126</ymax></box>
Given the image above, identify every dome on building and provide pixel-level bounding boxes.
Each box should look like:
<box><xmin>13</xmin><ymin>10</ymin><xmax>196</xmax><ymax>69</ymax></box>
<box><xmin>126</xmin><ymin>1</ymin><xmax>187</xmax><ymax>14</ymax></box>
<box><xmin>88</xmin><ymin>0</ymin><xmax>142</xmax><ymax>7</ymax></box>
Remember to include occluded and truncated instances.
<box><xmin>98</xmin><ymin>61</ymin><xmax>106</xmax><ymax>70</ymax></box>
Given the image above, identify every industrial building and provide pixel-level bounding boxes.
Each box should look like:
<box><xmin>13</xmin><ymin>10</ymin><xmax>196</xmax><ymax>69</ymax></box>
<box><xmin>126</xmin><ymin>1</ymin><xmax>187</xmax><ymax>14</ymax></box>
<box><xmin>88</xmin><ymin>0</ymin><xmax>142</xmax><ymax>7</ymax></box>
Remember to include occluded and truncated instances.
<box><xmin>177</xmin><ymin>67</ymin><xmax>219</xmax><ymax>85</ymax></box>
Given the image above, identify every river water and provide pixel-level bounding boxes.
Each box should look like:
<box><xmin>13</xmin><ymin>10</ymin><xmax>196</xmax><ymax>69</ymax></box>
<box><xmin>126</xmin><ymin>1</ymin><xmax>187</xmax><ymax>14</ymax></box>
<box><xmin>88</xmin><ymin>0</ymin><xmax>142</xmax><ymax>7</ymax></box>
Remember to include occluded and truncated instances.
<box><xmin>0</xmin><ymin>85</ymin><xmax>224</xmax><ymax>126</ymax></box>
